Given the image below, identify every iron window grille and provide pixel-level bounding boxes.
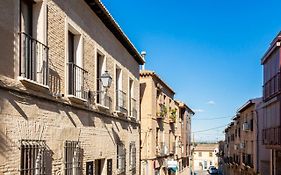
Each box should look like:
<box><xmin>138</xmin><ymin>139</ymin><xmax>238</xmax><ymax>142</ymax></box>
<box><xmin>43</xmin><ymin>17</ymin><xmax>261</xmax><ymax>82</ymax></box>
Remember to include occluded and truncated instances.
<box><xmin>20</xmin><ymin>139</ymin><xmax>46</xmax><ymax>175</ymax></box>
<box><xmin>117</xmin><ymin>143</ymin><xmax>126</xmax><ymax>173</ymax></box>
<box><xmin>129</xmin><ymin>142</ymin><xmax>136</xmax><ymax>170</ymax></box>
<box><xmin>64</xmin><ymin>141</ymin><xmax>82</xmax><ymax>175</ymax></box>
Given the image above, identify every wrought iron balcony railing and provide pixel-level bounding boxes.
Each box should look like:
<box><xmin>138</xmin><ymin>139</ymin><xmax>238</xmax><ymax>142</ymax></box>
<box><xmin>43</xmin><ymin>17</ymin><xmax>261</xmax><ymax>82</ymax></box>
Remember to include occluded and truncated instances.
<box><xmin>20</xmin><ymin>32</ymin><xmax>49</xmax><ymax>86</ymax></box>
<box><xmin>68</xmin><ymin>63</ymin><xmax>88</xmax><ymax>100</ymax></box>
<box><xmin>130</xmin><ymin>98</ymin><xmax>137</xmax><ymax>118</ymax></box>
<box><xmin>262</xmin><ymin>126</ymin><xmax>281</xmax><ymax>145</ymax></box>
<box><xmin>263</xmin><ymin>72</ymin><xmax>281</xmax><ymax>101</ymax></box>
<box><xmin>96</xmin><ymin>91</ymin><xmax>111</xmax><ymax>109</ymax></box>
<box><xmin>116</xmin><ymin>90</ymin><xmax>127</xmax><ymax>113</ymax></box>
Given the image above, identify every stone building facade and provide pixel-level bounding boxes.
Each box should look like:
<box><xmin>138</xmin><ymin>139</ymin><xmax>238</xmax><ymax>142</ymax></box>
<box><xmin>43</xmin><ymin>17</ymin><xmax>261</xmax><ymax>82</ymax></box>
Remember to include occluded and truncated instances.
<box><xmin>224</xmin><ymin>98</ymin><xmax>265</xmax><ymax>175</ymax></box>
<box><xmin>192</xmin><ymin>143</ymin><xmax>219</xmax><ymax>174</ymax></box>
<box><xmin>261</xmin><ymin>32</ymin><xmax>281</xmax><ymax>175</ymax></box>
<box><xmin>139</xmin><ymin>70</ymin><xmax>194</xmax><ymax>175</ymax></box>
<box><xmin>0</xmin><ymin>0</ymin><xmax>144</xmax><ymax>174</ymax></box>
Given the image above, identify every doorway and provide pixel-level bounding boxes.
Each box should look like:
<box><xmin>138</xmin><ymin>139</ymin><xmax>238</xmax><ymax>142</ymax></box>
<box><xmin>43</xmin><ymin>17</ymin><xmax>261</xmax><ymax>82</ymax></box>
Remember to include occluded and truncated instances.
<box><xmin>95</xmin><ymin>159</ymin><xmax>105</xmax><ymax>175</ymax></box>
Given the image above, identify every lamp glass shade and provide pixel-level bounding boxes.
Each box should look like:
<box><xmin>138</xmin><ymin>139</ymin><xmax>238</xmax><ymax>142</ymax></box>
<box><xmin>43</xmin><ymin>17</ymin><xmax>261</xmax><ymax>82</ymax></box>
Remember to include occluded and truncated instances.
<box><xmin>100</xmin><ymin>71</ymin><xmax>112</xmax><ymax>88</ymax></box>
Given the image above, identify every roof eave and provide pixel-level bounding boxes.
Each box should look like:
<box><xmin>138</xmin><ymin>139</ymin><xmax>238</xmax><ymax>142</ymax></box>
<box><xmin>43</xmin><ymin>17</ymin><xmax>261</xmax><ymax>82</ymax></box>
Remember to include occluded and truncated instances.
<box><xmin>85</xmin><ymin>0</ymin><xmax>145</xmax><ymax>65</ymax></box>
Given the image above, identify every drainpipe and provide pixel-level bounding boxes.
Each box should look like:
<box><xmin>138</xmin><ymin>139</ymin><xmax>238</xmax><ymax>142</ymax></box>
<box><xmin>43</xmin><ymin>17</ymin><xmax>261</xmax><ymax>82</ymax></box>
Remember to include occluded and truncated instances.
<box><xmin>255</xmin><ymin>104</ymin><xmax>260</xmax><ymax>174</ymax></box>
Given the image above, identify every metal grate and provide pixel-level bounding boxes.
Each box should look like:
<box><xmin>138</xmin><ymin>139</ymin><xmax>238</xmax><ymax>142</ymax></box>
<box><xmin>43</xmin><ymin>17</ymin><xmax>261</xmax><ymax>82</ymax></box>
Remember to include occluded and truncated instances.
<box><xmin>117</xmin><ymin>143</ymin><xmax>126</xmax><ymax>173</ymax></box>
<box><xmin>64</xmin><ymin>141</ymin><xmax>82</xmax><ymax>175</ymax></box>
<box><xmin>68</xmin><ymin>63</ymin><xmax>88</xmax><ymax>100</ymax></box>
<box><xmin>20</xmin><ymin>32</ymin><xmax>49</xmax><ymax>86</ymax></box>
<box><xmin>20</xmin><ymin>140</ymin><xmax>46</xmax><ymax>175</ymax></box>
<box><xmin>130</xmin><ymin>98</ymin><xmax>137</xmax><ymax>118</ymax></box>
<box><xmin>116</xmin><ymin>90</ymin><xmax>127</xmax><ymax>113</ymax></box>
<box><xmin>129</xmin><ymin>142</ymin><xmax>136</xmax><ymax>169</ymax></box>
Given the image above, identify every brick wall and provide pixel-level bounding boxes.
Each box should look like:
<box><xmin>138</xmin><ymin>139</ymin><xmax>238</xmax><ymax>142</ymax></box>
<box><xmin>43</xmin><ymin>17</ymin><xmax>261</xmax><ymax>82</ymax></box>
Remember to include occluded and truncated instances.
<box><xmin>0</xmin><ymin>0</ymin><xmax>141</xmax><ymax>174</ymax></box>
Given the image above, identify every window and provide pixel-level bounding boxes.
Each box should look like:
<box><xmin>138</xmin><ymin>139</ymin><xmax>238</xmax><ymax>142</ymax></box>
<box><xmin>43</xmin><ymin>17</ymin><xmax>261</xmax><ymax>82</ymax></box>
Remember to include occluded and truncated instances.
<box><xmin>86</xmin><ymin>161</ymin><xmax>94</xmax><ymax>175</ymax></box>
<box><xmin>210</xmin><ymin>161</ymin><xmax>212</xmax><ymax>166</ymax></box>
<box><xmin>64</xmin><ymin>141</ymin><xmax>82</xmax><ymax>175</ymax></box>
<box><xmin>116</xmin><ymin>67</ymin><xmax>126</xmax><ymax>113</ymax></box>
<box><xmin>20</xmin><ymin>140</ymin><xmax>46</xmax><ymax>175</ymax></box>
<box><xmin>238</xmin><ymin>128</ymin><xmax>241</xmax><ymax>137</ymax></box>
<box><xmin>96</xmin><ymin>52</ymin><xmax>107</xmax><ymax>105</ymax></box>
<box><xmin>250</xmin><ymin>119</ymin><xmax>254</xmax><ymax>131</ymax></box>
<box><xmin>67</xmin><ymin>28</ymin><xmax>87</xmax><ymax>100</ymax></box>
<box><xmin>129</xmin><ymin>142</ymin><xmax>136</xmax><ymax>174</ymax></box>
<box><xmin>129</xmin><ymin>79</ymin><xmax>137</xmax><ymax>118</ymax></box>
<box><xmin>117</xmin><ymin>143</ymin><xmax>126</xmax><ymax>173</ymax></box>
<box><xmin>199</xmin><ymin>152</ymin><xmax>202</xmax><ymax>157</ymax></box>
<box><xmin>20</xmin><ymin>0</ymin><xmax>48</xmax><ymax>85</ymax></box>
<box><xmin>209</xmin><ymin>152</ymin><xmax>213</xmax><ymax>157</ymax></box>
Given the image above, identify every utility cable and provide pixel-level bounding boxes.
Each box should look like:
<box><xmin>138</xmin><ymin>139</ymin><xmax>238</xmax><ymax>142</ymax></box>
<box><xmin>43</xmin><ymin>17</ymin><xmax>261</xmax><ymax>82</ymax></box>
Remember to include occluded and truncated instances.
<box><xmin>192</xmin><ymin>124</ymin><xmax>228</xmax><ymax>133</ymax></box>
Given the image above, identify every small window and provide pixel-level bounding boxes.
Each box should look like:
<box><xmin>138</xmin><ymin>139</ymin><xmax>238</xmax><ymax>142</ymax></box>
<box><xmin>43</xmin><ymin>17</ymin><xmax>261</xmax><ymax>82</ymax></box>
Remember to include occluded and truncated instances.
<box><xmin>199</xmin><ymin>152</ymin><xmax>202</xmax><ymax>157</ymax></box>
<box><xmin>20</xmin><ymin>140</ymin><xmax>46</xmax><ymax>175</ymax></box>
<box><xmin>129</xmin><ymin>142</ymin><xmax>137</xmax><ymax>173</ymax></box>
<box><xmin>117</xmin><ymin>143</ymin><xmax>126</xmax><ymax>173</ymax></box>
<box><xmin>209</xmin><ymin>152</ymin><xmax>213</xmax><ymax>157</ymax></box>
<box><xmin>64</xmin><ymin>141</ymin><xmax>82</xmax><ymax>175</ymax></box>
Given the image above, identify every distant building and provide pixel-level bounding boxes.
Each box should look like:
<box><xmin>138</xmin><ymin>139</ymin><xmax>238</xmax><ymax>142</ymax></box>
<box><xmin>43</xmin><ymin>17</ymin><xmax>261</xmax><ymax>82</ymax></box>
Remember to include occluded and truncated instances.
<box><xmin>192</xmin><ymin>143</ymin><xmax>219</xmax><ymax>173</ymax></box>
<box><xmin>223</xmin><ymin>98</ymin><xmax>270</xmax><ymax>175</ymax></box>
<box><xmin>261</xmin><ymin>32</ymin><xmax>281</xmax><ymax>175</ymax></box>
<box><xmin>139</xmin><ymin>70</ymin><xmax>194</xmax><ymax>175</ymax></box>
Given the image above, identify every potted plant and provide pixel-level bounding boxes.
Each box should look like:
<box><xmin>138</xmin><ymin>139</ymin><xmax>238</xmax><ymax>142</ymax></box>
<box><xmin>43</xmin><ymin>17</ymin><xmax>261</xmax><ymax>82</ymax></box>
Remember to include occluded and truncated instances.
<box><xmin>169</xmin><ymin>108</ymin><xmax>177</xmax><ymax>123</ymax></box>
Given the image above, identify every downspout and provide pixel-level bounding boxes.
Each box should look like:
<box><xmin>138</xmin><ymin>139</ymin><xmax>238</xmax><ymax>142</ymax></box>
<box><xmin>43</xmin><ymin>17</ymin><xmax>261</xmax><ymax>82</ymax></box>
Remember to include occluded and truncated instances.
<box><xmin>255</xmin><ymin>106</ymin><xmax>260</xmax><ymax>174</ymax></box>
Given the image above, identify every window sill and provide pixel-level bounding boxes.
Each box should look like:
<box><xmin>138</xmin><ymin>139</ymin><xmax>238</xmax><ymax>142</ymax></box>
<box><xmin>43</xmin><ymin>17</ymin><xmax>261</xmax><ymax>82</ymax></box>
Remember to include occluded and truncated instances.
<box><xmin>18</xmin><ymin>76</ymin><xmax>49</xmax><ymax>92</ymax></box>
<box><xmin>115</xmin><ymin>110</ymin><xmax>127</xmax><ymax>117</ymax></box>
<box><xmin>116</xmin><ymin>169</ymin><xmax>125</xmax><ymax>174</ymax></box>
<box><xmin>68</xmin><ymin>95</ymin><xmax>87</xmax><ymax>104</ymax></box>
<box><xmin>97</xmin><ymin>103</ymin><xmax>110</xmax><ymax>111</ymax></box>
<box><xmin>129</xmin><ymin>116</ymin><xmax>137</xmax><ymax>121</ymax></box>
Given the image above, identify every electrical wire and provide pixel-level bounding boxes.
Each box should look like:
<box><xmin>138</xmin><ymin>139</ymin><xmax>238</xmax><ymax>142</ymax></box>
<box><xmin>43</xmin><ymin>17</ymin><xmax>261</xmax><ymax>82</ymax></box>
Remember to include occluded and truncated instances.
<box><xmin>193</xmin><ymin>116</ymin><xmax>232</xmax><ymax>120</ymax></box>
<box><xmin>192</xmin><ymin>124</ymin><xmax>229</xmax><ymax>133</ymax></box>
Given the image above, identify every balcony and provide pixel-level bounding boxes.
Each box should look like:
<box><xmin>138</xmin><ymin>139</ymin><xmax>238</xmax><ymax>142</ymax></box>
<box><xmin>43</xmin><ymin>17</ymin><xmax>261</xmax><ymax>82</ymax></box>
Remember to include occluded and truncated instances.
<box><xmin>263</xmin><ymin>72</ymin><xmax>281</xmax><ymax>101</ymax></box>
<box><xmin>68</xmin><ymin>63</ymin><xmax>88</xmax><ymax>102</ymax></box>
<box><xmin>156</xmin><ymin>104</ymin><xmax>167</xmax><ymax>119</ymax></box>
<box><xmin>96</xmin><ymin>92</ymin><xmax>112</xmax><ymax>111</ymax></box>
<box><xmin>19</xmin><ymin>32</ymin><xmax>49</xmax><ymax>89</ymax></box>
<box><xmin>116</xmin><ymin>90</ymin><xmax>127</xmax><ymax>114</ymax></box>
<box><xmin>130</xmin><ymin>98</ymin><xmax>137</xmax><ymax>118</ymax></box>
<box><xmin>169</xmin><ymin>142</ymin><xmax>176</xmax><ymax>154</ymax></box>
<box><xmin>242</xmin><ymin>154</ymin><xmax>253</xmax><ymax>168</ymax></box>
<box><xmin>262</xmin><ymin>126</ymin><xmax>281</xmax><ymax>146</ymax></box>
<box><xmin>156</xmin><ymin>142</ymin><xmax>168</xmax><ymax>157</ymax></box>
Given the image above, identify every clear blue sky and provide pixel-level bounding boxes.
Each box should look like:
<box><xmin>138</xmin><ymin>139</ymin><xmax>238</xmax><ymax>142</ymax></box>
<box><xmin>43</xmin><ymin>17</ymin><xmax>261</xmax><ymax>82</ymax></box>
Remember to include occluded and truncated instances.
<box><xmin>102</xmin><ymin>0</ymin><xmax>281</xmax><ymax>142</ymax></box>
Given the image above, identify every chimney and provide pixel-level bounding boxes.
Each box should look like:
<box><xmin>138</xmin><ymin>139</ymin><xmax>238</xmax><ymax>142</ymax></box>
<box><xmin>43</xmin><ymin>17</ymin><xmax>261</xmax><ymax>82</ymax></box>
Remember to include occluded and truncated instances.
<box><xmin>141</xmin><ymin>51</ymin><xmax>146</xmax><ymax>70</ymax></box>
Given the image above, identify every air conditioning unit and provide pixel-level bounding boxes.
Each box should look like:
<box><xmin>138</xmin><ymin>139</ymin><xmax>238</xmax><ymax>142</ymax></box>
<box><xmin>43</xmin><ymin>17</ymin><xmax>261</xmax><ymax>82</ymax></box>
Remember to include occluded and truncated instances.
<box><xmin>243</xmin><ymin>122</ymin><xmax>250</xmax><ymax>131</ymax></box>
<box><xmin>240</xmin><ymin>142</ymin><xmax>245</xmax><ymax>149</ymax></box>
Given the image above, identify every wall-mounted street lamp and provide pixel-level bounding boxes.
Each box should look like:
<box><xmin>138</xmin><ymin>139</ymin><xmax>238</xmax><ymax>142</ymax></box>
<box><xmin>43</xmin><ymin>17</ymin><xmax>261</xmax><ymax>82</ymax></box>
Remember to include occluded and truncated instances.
<box><xmin>100</xmin><ymin>71</ymin><xmax>112</xmax><ymax>89</ymax></box>
<box><xmin>88</xmin><ymin>71</ymin><xmax>112</xmax><ymax>102</ymax></box>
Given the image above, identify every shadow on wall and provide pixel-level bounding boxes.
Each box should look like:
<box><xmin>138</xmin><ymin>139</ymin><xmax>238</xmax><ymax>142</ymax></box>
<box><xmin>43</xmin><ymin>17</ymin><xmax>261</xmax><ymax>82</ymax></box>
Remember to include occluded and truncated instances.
<box><xmin>48</xmin><ymin>68</ymin><xmax>62</xmax><ymax>96</ymax></box>
<box><xmin>140</xmin><ymin>83</ymin><xmax>146</xmax><ymax>105</ymax></box>
<box><xmin>0</xmin><ymin>129</ymin><xmax>12</xmax><ymax>159</ymax></box>
<box><xmin>44</xmin><ymin>144</ymin><xmax>54</xmax><ymax>174</ymax></box>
